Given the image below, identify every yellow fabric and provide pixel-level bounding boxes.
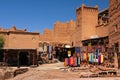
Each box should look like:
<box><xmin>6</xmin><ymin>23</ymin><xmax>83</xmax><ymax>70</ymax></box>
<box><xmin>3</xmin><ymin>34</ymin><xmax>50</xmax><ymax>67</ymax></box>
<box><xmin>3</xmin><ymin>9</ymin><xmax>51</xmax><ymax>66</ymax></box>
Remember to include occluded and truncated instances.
<box><xmin>88</xmin><ymin>53</ymin><xmax>90</xmax><ymax>61</ymax></box>
<box><xmin>101</xmin><ymin>55</ymin><xmax>104</xmax><ymax>63</ymax></box>
<box><xmin>84</xmin><ymin>53</ymin><xmax>87</xmax><ymax>60</ymax></box>
<box><xmin>68</xmin><ymin>51</ymin><xmax>71</xmax><ymax>57</ymax></box>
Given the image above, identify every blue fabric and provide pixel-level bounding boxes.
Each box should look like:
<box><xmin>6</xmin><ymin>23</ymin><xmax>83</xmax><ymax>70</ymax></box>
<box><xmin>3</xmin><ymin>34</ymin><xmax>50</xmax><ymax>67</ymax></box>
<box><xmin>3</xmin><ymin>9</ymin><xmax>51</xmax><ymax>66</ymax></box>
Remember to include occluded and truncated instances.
<box><xmin>75</xmin><ymin>47</ymin><xmax>80</xmax><ymax>53</ymax></box>
<box><xmin>90</xmin><ymin>53</ymin><xmax>94</xmax><ymax>63</ymax></box>
<box><xmin>48</xmin><ymin>53</ymin><xmax>51</xmax><ymax>59</ymax></box>
<box><xmin>96</xmin><ymin>49</ymin><xmax>100</xmax><ymax>59</ymax></box>
<box><xmin>48</xmin><ymin>46</ymin><xmax>52</xmax><ymax>53</ymax></box>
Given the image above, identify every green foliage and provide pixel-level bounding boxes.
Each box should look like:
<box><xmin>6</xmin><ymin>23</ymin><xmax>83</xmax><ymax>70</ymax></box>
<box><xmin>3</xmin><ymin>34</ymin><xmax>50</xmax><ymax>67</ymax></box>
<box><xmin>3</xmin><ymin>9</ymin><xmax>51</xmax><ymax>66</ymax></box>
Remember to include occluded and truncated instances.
<box><xmin>0</xmin><ymin>35</ymin><xmax>4</xmax><ymax>49</ymax></box>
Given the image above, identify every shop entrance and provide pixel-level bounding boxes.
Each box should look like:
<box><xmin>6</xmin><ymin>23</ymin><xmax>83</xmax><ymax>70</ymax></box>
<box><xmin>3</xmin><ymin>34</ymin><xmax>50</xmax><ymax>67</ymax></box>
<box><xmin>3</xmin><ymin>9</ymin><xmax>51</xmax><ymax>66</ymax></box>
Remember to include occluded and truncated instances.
<box><xmin>115</xmin><ymin>43</ymin><xmax>120</xmax><ymax>68</ymax></box>
<box><xmin>19</xmin><ymin>52</ymin><xmax>29</xmax><ymax>66</ymax></box>
<box><xmin>114</xmin><ymin>43</ymin><xmax>120</xmax><ymax>68</ymax></box>
<box><xmin>118</xmin><ymin>55</ymin><xmax>120</xmax><ymax>69</ymax></box>
<box><xmin>55</xmin><ymin>47</ymin><xmax>74</xmax><ymax>62</ymax></box>
<box><xmin>0</xmin><ymin>50</ymin><xmax>3</xmax><ymax>62</ymax></box>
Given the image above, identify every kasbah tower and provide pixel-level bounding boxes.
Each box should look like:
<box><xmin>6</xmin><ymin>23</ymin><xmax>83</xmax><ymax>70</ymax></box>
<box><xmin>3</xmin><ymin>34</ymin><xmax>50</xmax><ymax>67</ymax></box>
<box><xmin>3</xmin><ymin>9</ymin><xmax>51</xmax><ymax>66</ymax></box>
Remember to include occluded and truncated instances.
<box><xmin>73</xmin><ymin>4</ymin><xmax>106</xmax><ymax>47</ymax></box>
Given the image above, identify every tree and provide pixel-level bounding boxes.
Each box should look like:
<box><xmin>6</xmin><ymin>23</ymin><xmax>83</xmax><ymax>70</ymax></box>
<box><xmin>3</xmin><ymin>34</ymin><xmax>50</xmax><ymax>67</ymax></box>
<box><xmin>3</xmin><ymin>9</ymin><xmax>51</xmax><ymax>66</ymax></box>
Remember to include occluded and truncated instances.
<box><xmin>0</xmin><ymin>35</ymin><xmax>4</xmax><ymax>49</ymax></box>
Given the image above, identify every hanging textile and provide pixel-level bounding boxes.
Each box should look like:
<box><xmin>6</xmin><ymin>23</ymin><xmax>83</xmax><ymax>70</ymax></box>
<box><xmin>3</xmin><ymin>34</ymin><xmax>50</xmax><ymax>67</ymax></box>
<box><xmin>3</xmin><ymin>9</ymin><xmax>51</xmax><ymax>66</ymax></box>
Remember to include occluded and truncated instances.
<box><xmin>68</xmin><ymin>57</ymin><xmax>70</xmax><ymax>66</ymax></box>
<box><xmin>80</xmin><ymin>53</ymin><xmax>84</xmax><ymax>61</ymax></box>
<box><xmin>88</xmin><ymin>53</ymin><xmax>90</xmax><ymax>62</ymax></box>
<box><xmin>90</xmin><ymin>53</ymin><xmax>94</xmax><ymax>63</ymax></box>
<box><xmin>48</xmin><ymin>46</ymin><xmax>52</xmax><ymax>53</ymax></box>
<box><xmin>70</xmin><ymin>57</ymin><xmax>74</xmax><ymax>66</ymax></box>
<box><xmin>44</xmin><ymin>45</ymin><xmax>47</xmax><ymax>52</ymax></box>
<box><xmin>75</xmin><ymin>47</ymin><xmax>80</xmax><ymax>53</ymax></box>
<box><xmin>94</xmin><ymin>55</ymin><xmax>98</xmax><ymax>63</ymax></box>
<box><xmin>101</xmin><ymin>54</ymin><xmax>104</xmax><ymax>63</ymax></box>
<box><xmin>84</xmin><ymin>53</ymin><xmax>87</xmax><ymax>60</ymax></box>
<box><xmin>98</xmin><ymin>54</ymin><xmax>101</xmax><ymax>63</ymax></box>
<box><xmin>96</xmin><ymin>48</ymin><xmax>100</xmax><ymax>59</ymax></box>
<box><xmin>64</xmin><ymin>58</ymin><xmax>68</xmax><ymax>66</ymax></box>
<box><xmin>48</xmin><ymin>53</ymin><xmax>51</xmax><ymax>60</ymax></box>
<box><xmin>77</xmin><ymin>57</ymin><xmax>80</xmax><ymax>66</ymax></box>
<box><xmin>68</xmin><ymin>51</ymin><xmax>71</xmax><ymax>57</ymax></box>
<box><xmin>74</xmin><ymin>57</ymin><xmax>77</xmax><ymax>66</ymax></box>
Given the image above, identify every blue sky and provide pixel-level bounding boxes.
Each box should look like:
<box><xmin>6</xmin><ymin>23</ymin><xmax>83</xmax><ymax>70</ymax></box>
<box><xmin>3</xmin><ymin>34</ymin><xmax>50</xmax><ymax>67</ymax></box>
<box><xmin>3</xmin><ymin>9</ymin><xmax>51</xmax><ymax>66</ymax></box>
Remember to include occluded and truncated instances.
<box><xmin>0</xmin><ymin>0</ymin><xmax>109</xmax><ymax>34</ymax></box>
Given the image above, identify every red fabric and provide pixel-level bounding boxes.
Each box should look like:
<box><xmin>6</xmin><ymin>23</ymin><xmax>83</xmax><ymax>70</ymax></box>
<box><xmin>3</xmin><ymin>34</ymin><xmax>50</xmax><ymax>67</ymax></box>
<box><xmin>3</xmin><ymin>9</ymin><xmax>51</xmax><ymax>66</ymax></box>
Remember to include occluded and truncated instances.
<box><xmin>70</xmin><ymin>57</ymin><xmax>74</xmax><ymax>66</ymax></box>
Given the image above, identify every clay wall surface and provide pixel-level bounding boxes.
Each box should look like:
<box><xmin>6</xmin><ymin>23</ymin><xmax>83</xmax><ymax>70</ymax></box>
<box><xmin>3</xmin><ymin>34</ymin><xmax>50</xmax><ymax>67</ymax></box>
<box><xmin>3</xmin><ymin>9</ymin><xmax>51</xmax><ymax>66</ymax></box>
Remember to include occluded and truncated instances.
<box><xmin>109</xmin><ymin>0</ymin><xmax>120</xmax><ymax>52</ymax></box>
<box><xmin>0</xmin><ymin>27</ymin><xmax>39</xmax><ymax>49</ymax></box>
<box><xmin>96</xmin><ymin>25</ymin><xmax>109</xmax><ymax>37</ymax></box>
<box><xmin>81</xmin><ymin>5</ymin><xmax>98</xmax><ymax>40</ymax></box>
<box><xmin>8</xmin><ymin>32</ymin><xmax>39</xmax><ymax>49</ymax></box>
<box><xmin>40</xmin><ymin>20</ymin><xmax>76</xmax><ymax>46</ymax></box>
<box><xmin>42</xmin><ymin>29</ymin><xmax>54</xmax><ymax>43</ymax></box>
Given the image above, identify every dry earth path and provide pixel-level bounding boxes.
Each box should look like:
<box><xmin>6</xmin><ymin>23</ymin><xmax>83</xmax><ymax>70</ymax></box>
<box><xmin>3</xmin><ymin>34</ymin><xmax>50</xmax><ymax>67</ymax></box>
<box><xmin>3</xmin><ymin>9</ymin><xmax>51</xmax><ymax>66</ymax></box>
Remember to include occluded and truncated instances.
<box><xmin>6</xmin><ymin>62</ymin><xmax>120</xmax><ymax>80</ymax></box>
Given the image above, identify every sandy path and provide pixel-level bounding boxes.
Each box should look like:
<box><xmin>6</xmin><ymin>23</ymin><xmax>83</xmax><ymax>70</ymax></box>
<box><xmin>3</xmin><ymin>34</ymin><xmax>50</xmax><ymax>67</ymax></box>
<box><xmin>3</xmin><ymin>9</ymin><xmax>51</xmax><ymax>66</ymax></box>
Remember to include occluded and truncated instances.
<box><xmin>6</xmin><ymin>62</ymin><xmax>120</xmax><ymax>80</ymax></box>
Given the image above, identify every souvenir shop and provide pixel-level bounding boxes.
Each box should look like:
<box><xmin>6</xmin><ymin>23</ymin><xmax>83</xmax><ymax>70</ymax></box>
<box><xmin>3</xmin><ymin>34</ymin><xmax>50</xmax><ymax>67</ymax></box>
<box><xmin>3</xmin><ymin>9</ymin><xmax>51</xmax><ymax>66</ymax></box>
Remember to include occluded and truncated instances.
<box><xmin>64</xmin><ymin>36</ymin><xmax>109</xmax><ymax>67</ymax></box>
<box><xmin>55</xmin><ymin>47</ymin><xmax>75</xmax><ymax>62</ymax></box>
<box><xmin>81</xmin><ymin>36</ymin><xmax>109</xmax><ymax>65</ymax></box>
<box><xmin>38</xmin><ymin>43</ymin><xmax>74</xmax><ymax>62</ymax></box>
<box><xmin>64</xmin><ymin>47</ymin><xmax>81</xmax><ymax>67</ymax></box>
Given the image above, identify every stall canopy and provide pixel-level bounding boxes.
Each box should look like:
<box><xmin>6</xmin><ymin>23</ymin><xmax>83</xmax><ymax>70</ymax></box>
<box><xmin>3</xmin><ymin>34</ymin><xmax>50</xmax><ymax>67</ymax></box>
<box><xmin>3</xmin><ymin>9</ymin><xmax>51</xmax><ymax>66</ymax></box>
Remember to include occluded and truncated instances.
<box><xmin>82</xmin><ymin>36</ymin><xmax>109</xmax><ymax>46</ymax></box>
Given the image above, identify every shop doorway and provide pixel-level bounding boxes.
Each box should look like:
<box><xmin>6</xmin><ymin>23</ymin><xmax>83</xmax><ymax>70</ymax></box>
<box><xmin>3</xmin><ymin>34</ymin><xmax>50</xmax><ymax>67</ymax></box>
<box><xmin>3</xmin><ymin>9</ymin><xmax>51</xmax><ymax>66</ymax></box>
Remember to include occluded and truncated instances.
<box><xmin>118</xmin><ymin>55</ymin><xmax>120</xmax><ymax>69</ymax></box>
<box><xmin>19</xmin><ymin>52</ymin><xmax>29</xmax><ymax>66</ymax></box>
<box><xmin>0</xmin><ymin>50</ymin><xmax>3</xmax><ymax>62</ymax></box>
<box><xmin>115</xmin><ymin>43</ymin><xmax>120</xmax><ymax>69</ymax></box>
<box><xmin>114</xmin><ymin>43</ymin><xmax>120</xmax><ymax>68</ymax></box>
<box><xmin>55</xmin><ymin>47</ymin><xmax>74</xmax><ymax>62</ymax></box>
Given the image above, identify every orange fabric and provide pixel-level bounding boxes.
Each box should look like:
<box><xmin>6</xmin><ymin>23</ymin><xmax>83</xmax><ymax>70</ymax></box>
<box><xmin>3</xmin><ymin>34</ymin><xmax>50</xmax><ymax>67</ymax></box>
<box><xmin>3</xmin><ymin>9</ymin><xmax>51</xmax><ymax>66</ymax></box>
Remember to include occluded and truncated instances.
<box><xmin>70</xmin><ymin>57</ymin><xmax>74</xmax><ymax>66</ymax></box>
<box><xmin>84</xmin><ymin>53</ymin><xmax>87</xmax><ymax>60</ymax></box>
<box><xmin>64</xmin><ymin>58</ymin><xmax>67</xmax><ymax>67</ymax></box>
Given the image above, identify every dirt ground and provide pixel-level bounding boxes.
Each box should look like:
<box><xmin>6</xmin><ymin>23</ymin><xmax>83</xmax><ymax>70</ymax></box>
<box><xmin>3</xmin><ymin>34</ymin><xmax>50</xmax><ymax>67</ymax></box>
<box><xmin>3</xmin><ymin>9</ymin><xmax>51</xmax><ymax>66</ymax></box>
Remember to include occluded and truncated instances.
<box><xmin>6</xmin><ymin>62</ymin><xmax>120</xmax><ymax>80</ymax></box>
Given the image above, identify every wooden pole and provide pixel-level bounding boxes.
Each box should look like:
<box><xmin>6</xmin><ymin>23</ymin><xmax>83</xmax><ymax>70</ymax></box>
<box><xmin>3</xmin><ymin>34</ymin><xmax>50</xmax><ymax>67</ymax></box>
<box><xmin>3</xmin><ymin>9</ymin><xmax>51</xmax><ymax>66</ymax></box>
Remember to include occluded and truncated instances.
<box><xmin>17</xmin><ymin>51</ymin><xmax>20</xmax><ymax>68</ymax></box>
<box><xmin>33</xmin><ymin>52</ymin><xmax>34</xmax><ymax>65</ymax></box>
<box><xmin>28</xmin><ymin>51</ymin><xmax>30</xmax><ymax>66</ymax></box>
